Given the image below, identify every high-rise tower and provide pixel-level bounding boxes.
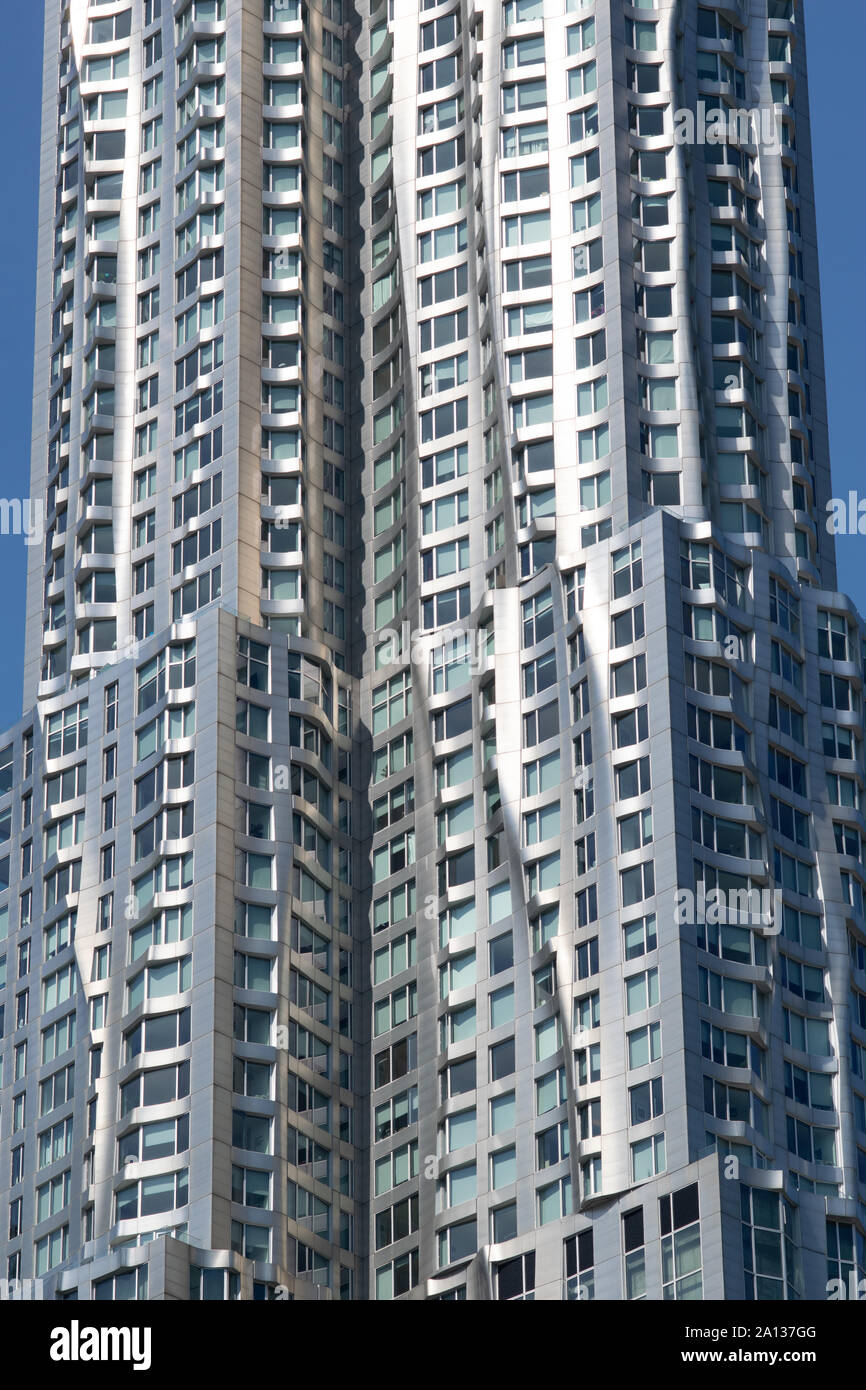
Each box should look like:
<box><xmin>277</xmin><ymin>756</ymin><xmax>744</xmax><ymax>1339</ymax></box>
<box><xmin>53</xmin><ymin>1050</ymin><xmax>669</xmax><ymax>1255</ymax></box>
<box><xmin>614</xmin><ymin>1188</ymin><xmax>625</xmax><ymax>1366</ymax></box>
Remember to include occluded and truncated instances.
<box><xmin>1</xmin><ymin>0</ymin><xmax>864</xmax><ymax>1302</ymax></box>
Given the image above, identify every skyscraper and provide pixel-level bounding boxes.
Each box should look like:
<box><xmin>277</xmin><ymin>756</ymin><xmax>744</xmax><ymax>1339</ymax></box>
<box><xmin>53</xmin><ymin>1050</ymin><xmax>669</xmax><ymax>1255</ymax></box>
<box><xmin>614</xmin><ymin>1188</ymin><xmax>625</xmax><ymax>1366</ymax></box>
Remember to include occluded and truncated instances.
<box><xmin>1</xmin><ymin>0</ymin><xmax>863</xmax><ymax>1302</ymax></box>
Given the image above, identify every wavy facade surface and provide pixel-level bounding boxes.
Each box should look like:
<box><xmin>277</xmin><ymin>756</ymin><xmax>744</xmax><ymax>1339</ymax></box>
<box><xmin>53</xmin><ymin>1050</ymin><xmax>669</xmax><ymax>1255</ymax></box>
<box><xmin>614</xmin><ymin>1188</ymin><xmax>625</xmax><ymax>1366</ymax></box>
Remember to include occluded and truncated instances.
<box><xmin>0</xmin><ymin>0</ymin><xmax>864</xmax><ymax>1302</ymax></box>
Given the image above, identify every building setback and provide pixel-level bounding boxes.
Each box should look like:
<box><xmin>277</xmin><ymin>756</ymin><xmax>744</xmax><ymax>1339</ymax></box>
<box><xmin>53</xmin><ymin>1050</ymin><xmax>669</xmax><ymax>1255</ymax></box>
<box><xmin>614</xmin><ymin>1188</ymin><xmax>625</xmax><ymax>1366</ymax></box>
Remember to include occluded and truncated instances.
<box><xmin>0</xmin><ymin>0</ymin><xmax>864</xmax><ymax>1301</ymax></box>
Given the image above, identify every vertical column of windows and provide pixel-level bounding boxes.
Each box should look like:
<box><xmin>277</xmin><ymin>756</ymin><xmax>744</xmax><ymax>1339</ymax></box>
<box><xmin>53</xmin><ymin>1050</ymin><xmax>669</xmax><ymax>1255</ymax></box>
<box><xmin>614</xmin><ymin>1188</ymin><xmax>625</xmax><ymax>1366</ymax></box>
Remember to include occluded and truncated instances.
<box><xmin>171</xmin><ymin>0</ymin><xmax>227</xmax><ymax>622</ymax></box>
<box><xmin>694</xmin><ymin>6</ymin><xmax>769</xmax><ymax>543</ymax></box>
<box><xmin>566</xmin><ymin>10</ymin><xmax>611</xmax><ymax>541</ymax></box>
<box><xmin>280</xmin><ymin>639</ymin><xmax>357</xmax><ymax>1297</ymax></box>
<box><xmin>319</xmin><ymin>3</ymin><xmax>349</xmax><ymax>649</ymax></box>
<box><xmin>679</xmin><ymin>537</ymin><xmax>774</xmax><ymax>1168</ymax></box>
<box><xmin>477</xmin><ymin>0</ymin><xmax>504</xmax><ymax>588</ymax></box>
<box><xmin>77</xmin><ymin>5</ymin><xmax>135</xmax><ymax>665</ymax></box>
<box><xmin>2</xmin><ymin>728</ymin><xmax>36</xmax><ymax>1277</ymax></box>
<box><xmin>368</xmin><ymin>0</ymin><xmax>417</xmax><ymax>1265</ymax></box>
<box><xmin>626</xmin><ymin>5</ymin><xmax>683</xmax><ymax>511</ymax></box>
<box><xmin>500</xmin><ymin>9</ymin><xmax>561</xmax><ymax>568</ymax></box>
<box><xmin>132</xmin><ymin>2</ymin><xmax>163</xmax><ymax>594</ymax></box>
<box><xmin>232</xmin><ymin>631</ymin><xmax>278</xmax><ymax>1271</ymax></box>
<box><xmin>766</xmin><ymin>1</ymin><xmax>817</xmax><ymax>565</ymax></box>
<box><xmin>260</xmin><ymin>0</ymin><xmax>358</xmax><ymax>1298</ymax></box>
<box><xmin>44</xmin><ymin>6</ymin><xmax>82</xmax><ymax>684</ymax></box>
<box><xmin>417</xmin><ymin>4</ymin><xmax>477</xmax><ymax>616</ymax></box>
<box><xmin>58</xmin><ymin>9</ymin><xmax>123</xmax><ymax>672</ymax></box>
<box><xmin>494</xmin><ymin>8</ymin><xmax>575</xmax><ymax>1243</ymax></box>
<box><xmin>110</xmin><ymin>636</ymin><xmax>196</xmax><ymax>1240</ymax></box>
<box><xmin>131</xmin><ymin>0</ymin><xmax>166</xmax><ymax>642</ymax></box>
<box><xmin>261</xmin><ymin>0</ymin><xmax>306</xmax><ymax>628</ymax></box>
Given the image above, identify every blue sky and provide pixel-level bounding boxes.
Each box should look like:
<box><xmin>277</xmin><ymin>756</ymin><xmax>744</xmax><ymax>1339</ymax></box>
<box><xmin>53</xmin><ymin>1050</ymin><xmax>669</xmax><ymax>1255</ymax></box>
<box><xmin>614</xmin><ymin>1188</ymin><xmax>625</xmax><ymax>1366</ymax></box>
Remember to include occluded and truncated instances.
<box><xmin>0</xmin><ymin>2</ymin><xmax>863</xmax><ymax>730</ymax></box>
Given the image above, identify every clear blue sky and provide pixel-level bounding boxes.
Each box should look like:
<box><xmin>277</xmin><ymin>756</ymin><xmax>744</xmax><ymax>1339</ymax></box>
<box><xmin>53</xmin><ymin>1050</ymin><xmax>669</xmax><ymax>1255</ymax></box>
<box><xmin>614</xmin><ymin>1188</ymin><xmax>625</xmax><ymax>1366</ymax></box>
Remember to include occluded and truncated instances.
<box><xmin>0</xmin><ymin>2</ymin><xmax>863</xmax><ymax>730</ymax></box>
